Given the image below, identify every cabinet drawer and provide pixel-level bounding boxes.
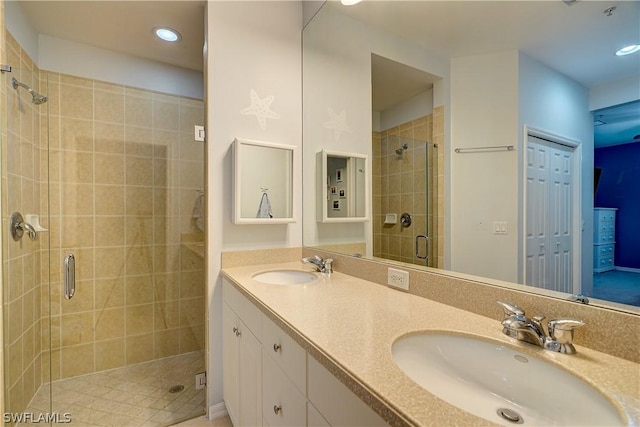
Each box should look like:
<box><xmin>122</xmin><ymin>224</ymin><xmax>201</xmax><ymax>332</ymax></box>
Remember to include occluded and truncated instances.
<box><xmin>223</xmin><ymin>279</ymin><xmax>262</xmax><ymax>339</ymax></box>
<box><xmin>262</xmin><ymin>351</ymin><xmax>307</xmax><ymax>427</ymax></box>
<box><xmin>308</xmin><ymin>402</ymin><xmax>330</xmax><ymax>426</ymax></box>
<box><xmin>263</xmin><ymin>315</ymin><xmax>307</xmax><ymax>395</ymax></box>
<box><xmin>594</xmin><ymin>244</ymin><xmax>614</xmax><ymax>258</ymax></box>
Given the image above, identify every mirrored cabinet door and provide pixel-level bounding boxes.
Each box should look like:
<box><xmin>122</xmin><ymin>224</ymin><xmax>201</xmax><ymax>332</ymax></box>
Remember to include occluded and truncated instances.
<box><xmin>234</xmin><ymin>138</ymin><xmax>296</xmax><ymax>224</ymax></box>
<box><xmin>317</xmin><ymin>149</ymin><xmax>369</xmax><ymax>223</ymax></box>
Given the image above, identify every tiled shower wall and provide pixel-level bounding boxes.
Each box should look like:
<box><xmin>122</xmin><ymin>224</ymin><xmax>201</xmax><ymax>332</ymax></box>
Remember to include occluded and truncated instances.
<box><xmin>1</xmin><ymin>32</ymin><xmax>44</xmax><ymax>415</ymax></box>
<box><xmin>42</xmin><ymin>70</ymin><xmax>205</xmax><ymax>382</ymax></box>
<box><xmin>373</xmin><ymin>113</ymin><xmax>443</xmax><ymax>267</ymax></box>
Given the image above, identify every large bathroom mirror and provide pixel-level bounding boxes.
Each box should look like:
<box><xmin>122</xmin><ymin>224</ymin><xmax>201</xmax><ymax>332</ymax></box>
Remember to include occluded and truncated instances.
<box><xmin>302</xmin><ymin>1</ymin><xmax>640</xmax><ymax>313</ymax></box>
<box><xmin>317</xmin><ymin>150</ymin><xmax>368</xmax><ymax>222</ymax></box>
<box><xmin>234</xmin><ymin>138</ymin><xmax>295</xmax><ymax>224</ymax></box>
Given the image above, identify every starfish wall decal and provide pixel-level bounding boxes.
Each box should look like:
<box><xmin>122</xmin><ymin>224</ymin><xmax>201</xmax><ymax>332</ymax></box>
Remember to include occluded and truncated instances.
<box><xmin>240</xmin><ymin>89</ymin><xmax>281</xmax><ymax>130</ymax></box>
<box><xmin>323</xmin><ymin>107</ymin><xmax>351</xmax><ymax>141</ymax></box>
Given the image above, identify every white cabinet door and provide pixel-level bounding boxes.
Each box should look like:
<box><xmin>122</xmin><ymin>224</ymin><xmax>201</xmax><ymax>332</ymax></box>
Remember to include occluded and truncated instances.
<box><xmin>239</xmin><ymin>319</ymin><xmax>262</xmax><ymax>427</ymax></box>
<box><xmin>223</xmin><ymin>303</ymin><xmax>240</xmax><ymax>425</ymax></box>
<box><xmin>223</xmin><ymin>302</ymin><xmax>262</xmax><ymax>427</ymax></box>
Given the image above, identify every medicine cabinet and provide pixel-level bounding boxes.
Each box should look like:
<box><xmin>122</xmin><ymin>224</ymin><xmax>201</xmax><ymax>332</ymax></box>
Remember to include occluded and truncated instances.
<box><xmin>317</xmin><ymin>149</ymin><xmax>369</xmax><ymax>223</ymax></box>
<box><xmin>233</xmin><ymin>138</ymin><xmax>295</xmax><ymax>224</ymax></box>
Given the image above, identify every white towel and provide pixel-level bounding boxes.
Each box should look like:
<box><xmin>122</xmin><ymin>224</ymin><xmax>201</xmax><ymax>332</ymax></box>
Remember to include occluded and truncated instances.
<box><xmin>256</xmin><ymin>192</ymin><xmax>273</xmax><ymax>218</ymax></box>
<box><xmin>192</xmin><ymin>193</ymin><xmax>205</xmax><ymax>231</ymax></box>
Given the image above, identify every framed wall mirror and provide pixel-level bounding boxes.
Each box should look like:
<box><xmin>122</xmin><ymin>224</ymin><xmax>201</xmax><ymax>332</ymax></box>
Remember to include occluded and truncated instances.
<box><xmin>233</xmin><ymin>138</ymin><xmax>295</xmax><ymax>224</ymax></box>
<box><xmin>301</xmin><ymin>1</ymin><xmax>640</xmax><ymax>313</ymax></box>
<box><xmin>317</xmin><ymin>150</ymin><xmax>368</xmax><ymax>223</ymax></box>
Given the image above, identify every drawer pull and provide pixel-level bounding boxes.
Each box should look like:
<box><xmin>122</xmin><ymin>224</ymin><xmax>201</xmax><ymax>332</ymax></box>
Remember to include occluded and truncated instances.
<box><xmin>233</xmin><ymin>327</ymin><xmax>241</xmax><ymax>337</ymax></box>
<box><xmin>273</xmin><ymin>343</ymin><xmax>281</xmax><ymax>353</ymax></box>
<box><xmin>273</xmin><ymin>405</ymin><xmax>282</xmax><ymax>415</ymax></box>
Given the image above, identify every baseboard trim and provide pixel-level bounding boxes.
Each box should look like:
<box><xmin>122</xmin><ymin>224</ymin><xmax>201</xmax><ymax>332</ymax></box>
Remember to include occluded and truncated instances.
<box><xmin>615</xmin><ymin>266</ymin><xmax>640</xmax><ymax>274</ymax></box>
<box><xmin>208</xmin><ymin>402</ymin><xmax>228</xmax><ymax>421</ymax></box>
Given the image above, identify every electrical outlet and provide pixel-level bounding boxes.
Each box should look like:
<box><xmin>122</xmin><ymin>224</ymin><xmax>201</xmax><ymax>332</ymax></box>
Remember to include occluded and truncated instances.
<box><xmin>195</xmin><ymin>372</ymin><xmax>206</xmax><ymax>390</ymax></box>
<box><xmin>387</xmin><ymin>267</ymin><xmax>409</xmax><ymax>290</ymax></box>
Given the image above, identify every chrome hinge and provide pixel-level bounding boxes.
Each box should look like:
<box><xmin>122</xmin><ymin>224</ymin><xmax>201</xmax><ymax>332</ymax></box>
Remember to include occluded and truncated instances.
<box><xmin>1</xmin><ymin>64</ymin><xmax>12</xmax><ymax>73</ymax></box>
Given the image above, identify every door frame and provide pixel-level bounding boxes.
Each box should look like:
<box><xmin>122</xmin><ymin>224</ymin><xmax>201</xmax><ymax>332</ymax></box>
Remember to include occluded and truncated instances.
<box><xmin>521</xmin><ymin>125</ymin><xmax>582</xmax><ymax>294</ymax></box>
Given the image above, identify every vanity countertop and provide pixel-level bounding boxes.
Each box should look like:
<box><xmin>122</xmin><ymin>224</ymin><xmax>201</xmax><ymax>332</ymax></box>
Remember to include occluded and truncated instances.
<box><xmin>221</xmin><ymin>262</ymin><xmax>640</xmax><ymax>426</ymax></box>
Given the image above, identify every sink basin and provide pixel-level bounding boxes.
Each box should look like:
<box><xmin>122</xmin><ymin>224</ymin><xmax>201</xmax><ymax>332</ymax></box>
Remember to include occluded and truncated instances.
<box><xmin>252</xmin><ymin>270</ymin><xmax>318</xmax><ymax>285</ymax></box>
<box><xmin>392</xmin><ymin>333</ymin><xmax>623</xmax><ymax>426</ymax></box>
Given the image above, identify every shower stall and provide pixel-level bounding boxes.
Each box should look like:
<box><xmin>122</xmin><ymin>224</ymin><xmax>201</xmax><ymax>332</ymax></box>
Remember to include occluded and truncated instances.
<box><xmin>372</xmin><ymin>114</ymin><xmax>441</xmax><ymax>268</ymax></box>
<box><xmin>1</xmin><ymin>30</ymin><xmax>206</xmax><ymax>426</ymax></box>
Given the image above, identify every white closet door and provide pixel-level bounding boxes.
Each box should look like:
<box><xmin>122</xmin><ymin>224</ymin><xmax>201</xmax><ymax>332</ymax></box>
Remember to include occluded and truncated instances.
<box><xmin>525</xmin><ymin>136</ymin><xmax>574</xmax><ymax>292</ymax></box>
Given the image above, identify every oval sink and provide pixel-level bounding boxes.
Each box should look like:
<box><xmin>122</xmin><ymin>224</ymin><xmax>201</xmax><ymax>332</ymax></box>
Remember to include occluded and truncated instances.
<box><xmin>252</xmin><ymin>269</ymin><xmax>318</xmax><ymax>285</ymax></box>
<box><xmin>392</xmin><ymin>333</ymin><xmax>623</xmax><ymax>426</ymax></box>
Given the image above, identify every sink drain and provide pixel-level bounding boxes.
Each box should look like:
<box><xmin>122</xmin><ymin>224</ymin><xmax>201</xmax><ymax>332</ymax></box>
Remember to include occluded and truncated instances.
<box><xmin>497</xmin><ymin>408</ymin><xmax>524</xmax><ymax>424</ymax></box>
<box><xmin>169</xmin><ymin>385</ymin><xmax>185</xmax><ymax>393</ymax></box>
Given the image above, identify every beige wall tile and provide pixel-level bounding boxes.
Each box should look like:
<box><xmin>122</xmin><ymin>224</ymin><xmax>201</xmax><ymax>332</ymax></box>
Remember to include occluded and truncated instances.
<box><xmin>125</xmin><ymin>96</ymin><xmax>152</xmax><ymax>127</ymax></box>
<box><xmin>154</xmin><ymin>329</ymin><xmax>180</xmax><ymax>358</ymax></box>
<box><xmin>95</xmin><ymin>185</ymin><xmax>125</xmax><ymax>215</ymax></box>
<box><xmin>126</xmin><ymin>333</ymin><xmax>153</xmax><ymax>365</ymax></box>
<box><xmin>95</xmin><ymin>153</ymin><xmax>125</xmax><ymax>185</ymax></box>
<box><xmin>60</xmin><ymin>84</ymin><xmax>93</xmax><ymax>120</ymax></box>
<box><xmin>126</xmin><ymin>275</ymin><xmax>153</xmax><ymax>305</ymax></box>
<box><xmin>155</xmin><ymin>300</ymin><xmax>180</xmax><ymax>330</ymax></box>
<box><xmin>95</xmin><ymin>308</ymin><xmax>125</xmax><ymax>341</ymax></box>
<box><xmin>95</xmin><ymin>217</ymin><xmax>125</xmax><ymax>247</ymax></box>
<box><xmin>95</xmin><ymin>278</ymin><xmax>125</xmax><ymax>309</ymax></box>
<box><xmin>126</xmin><ymin>304</ymin><xmax>153</xmax><ymax>335</ymax></box>
<box><xmin>95</xmin><ymin>90</ymin><xmax>124</xmax><ymax>123</ymax></box>
<box><xmin>61</xmin><ymin>344</ymin><xmax>94</xmax><ymax>378</ymax></box>
<box><xmin>94</xmin><ymin>247</ymin><xmax>125</xmax><ymax>279</ymax></box>
<box><xmin>95</xmin><ymin>338</ymin><xmax>125</xmax><ymax>371</ymax></box>
<box><xmin>61</xmin><ymin>312</ymin><xmax>94</xmax><ymax>346</ymax></box>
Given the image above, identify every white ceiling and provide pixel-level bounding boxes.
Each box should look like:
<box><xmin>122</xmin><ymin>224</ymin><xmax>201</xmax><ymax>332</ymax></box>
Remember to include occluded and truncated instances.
<box><xmin>18</xmin><ymin>0</ymin><xmax>205</xmax><ymax>72</ymax></box>
<box><xmin>15</xmin><ymin>0</ymin><xmax>640</xmax><ymax>147</ymax></box>
<box><xmin>332</xmin><ymin>0</ymin><xmax>640</xmax><ymax>147</ymax></box>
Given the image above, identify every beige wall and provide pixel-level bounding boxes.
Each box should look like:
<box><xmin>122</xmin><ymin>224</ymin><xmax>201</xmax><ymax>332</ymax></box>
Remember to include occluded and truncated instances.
<box><xmin>372</xmin><ymin>113</ymin><xmax>442</xmax><ymax>268</ymax></box>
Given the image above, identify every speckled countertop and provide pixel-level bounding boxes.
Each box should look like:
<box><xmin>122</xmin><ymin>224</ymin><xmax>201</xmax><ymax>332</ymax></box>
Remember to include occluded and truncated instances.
<box><xmin>221</xmin><ymin>262</ymin><xmax>640</xmax><ymax>426</ymax></box>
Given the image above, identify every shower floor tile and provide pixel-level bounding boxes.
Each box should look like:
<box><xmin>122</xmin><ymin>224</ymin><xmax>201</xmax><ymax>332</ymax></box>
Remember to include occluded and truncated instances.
<box><xmin>20</xmin><ymin>351</ymin><xmax>206</xmax><ymax>427</ymax></box>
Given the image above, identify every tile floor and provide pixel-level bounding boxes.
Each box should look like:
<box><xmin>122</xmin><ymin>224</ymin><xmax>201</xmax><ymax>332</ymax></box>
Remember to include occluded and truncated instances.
<box><xmin>20</xmin><ymin>351</ymin><xmax>206</xmax><ymax>427</ymax></box>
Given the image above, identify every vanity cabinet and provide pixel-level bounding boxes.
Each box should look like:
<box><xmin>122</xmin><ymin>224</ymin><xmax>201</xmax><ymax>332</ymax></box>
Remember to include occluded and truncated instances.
<box><xmin>593</xmin><ymin>208</ymin><xmax>617</xmax><ymax>273</ymax></box>
<box><xmin>223</xmin><ymin>279</ymin><xmax>385</xmax><ymax>426</ymax></box>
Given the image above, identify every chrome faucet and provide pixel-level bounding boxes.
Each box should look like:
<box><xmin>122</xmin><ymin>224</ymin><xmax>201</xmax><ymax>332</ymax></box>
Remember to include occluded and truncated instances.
<box><xmin>497</xmin><ymin>301</ymin><xmax>585</xmax><ymax>354</ymax></box>
<box><xmin>301</xmin><ymin>255</ymin><xmax>333</xmax><ymax>274</ymax></box>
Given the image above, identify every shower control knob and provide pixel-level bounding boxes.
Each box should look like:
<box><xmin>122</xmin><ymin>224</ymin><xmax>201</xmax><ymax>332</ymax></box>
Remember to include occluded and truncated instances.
<box><xmin>400</xmin><ymin>213</ymin><xmax>412</xmax><ymax>228</ymax></box>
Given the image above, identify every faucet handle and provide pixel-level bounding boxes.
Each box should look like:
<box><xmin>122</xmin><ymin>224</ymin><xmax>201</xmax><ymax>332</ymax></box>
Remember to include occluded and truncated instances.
<box><xmin>496</xmin><ymin>301</ymin><xmax>525</xmax><ymax>319</ymax></box>
<box><xmin>323</xmin><ymin>259</ymin><xmax>333</xmax><ymax>274</ymax></box>
<box><xmin>547</xmin><ymin>319</ymin><xmax>585</xmax><ymax>354</ymax></box>
<box><xmin>548</xmin><ymin>319</ymin><xmax>585</xmax><ymax>342</ymax></box>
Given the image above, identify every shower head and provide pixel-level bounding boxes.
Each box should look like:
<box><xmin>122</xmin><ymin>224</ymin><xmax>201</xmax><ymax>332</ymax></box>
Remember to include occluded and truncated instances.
<box><xmin>11</xmin><ymin>77</ymin><xmax>48</xmax><ymax>105</ymax></box>
<box><xmin>395</xmin><ymin>143</ymin><xmax>409</xmax><ymax>155</ymax></box>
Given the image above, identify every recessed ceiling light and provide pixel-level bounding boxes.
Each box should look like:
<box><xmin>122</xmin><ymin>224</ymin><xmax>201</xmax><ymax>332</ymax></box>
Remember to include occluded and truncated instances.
<box><xmin>615</xmin><ymin>44</ymin><xmax>640</xmax><ymax>56</ymax></box>
<box><xmin>154</xmin><ymin>27</ymin><xmax>181</xmax><ymax>42</ymax></box>
<box><xmin>341</xmin><ymin>0</ymin><xmax>362</xmax><ymax>5</ymax></box>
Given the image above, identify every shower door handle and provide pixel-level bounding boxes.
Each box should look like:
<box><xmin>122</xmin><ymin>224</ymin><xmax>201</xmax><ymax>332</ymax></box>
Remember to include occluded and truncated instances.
<box><xmin>415</xmin><ymin>235</ymin><xmax>429</xmax><ymax>260</ymax></box>
<box><xmin>64</xmin><ymin>254</ymin><xmax>76</xmax><ymax>300</ymax></box>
